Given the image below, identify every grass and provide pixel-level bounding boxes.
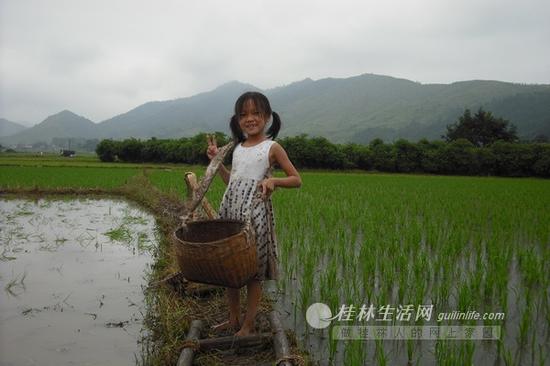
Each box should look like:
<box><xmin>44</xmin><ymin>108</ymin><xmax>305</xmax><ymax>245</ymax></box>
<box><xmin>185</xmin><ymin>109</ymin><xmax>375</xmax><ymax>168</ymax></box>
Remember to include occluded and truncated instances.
<box><xmin>1</xmin><ymin>154</ymin><xmax>549</xmax><ymax>365</ymax></box>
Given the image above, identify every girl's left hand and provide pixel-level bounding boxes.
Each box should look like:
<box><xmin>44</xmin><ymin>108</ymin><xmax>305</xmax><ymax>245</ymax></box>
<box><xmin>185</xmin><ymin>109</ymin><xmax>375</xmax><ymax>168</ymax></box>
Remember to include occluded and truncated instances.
<box><xmin>258</xmin><ymin>178</ymin><xmax>276</xmax><ymax>200</ymax></box>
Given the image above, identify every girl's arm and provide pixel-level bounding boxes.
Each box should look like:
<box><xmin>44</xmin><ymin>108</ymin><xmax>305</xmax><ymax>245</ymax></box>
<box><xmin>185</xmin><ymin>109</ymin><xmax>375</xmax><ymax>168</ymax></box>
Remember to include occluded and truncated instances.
<box><xmin>206</xmin><ymin>134</ymin><xmax>230</xmax><ymax>185</ymax></box>
<box><xmin>259</xmin><ymin>142</ymin><xmax>301</xmax><ymax>198</ymax></box>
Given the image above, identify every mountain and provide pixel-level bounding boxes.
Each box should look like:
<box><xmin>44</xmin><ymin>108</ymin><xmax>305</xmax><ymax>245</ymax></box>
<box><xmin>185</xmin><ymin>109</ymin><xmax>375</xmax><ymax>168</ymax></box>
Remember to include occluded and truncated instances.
<box><xmin>267</xmin><ymin>74</ymin><xmax>550</xmax><ymax>142</ymax></box>
<box><xmin>1</xmin><ymin>110</ymin><xmax>99</xmax><ymax>145</ymax></box>
<box><xmin>2</xmin><ymin>74</ymin><xmax>550</xmax><ymax>146</ymax></box>
<box><xmin>0</xmin><ymin>118</ymin><xmax>27</xmax><ymax>137</ymax></box>
<box><xmin>97</xmin><ymin>81</ymin><xmax>260</xmax><ymax>139</ymax></box>
<box><xmin>95</xmin><ymin>74</ymin><xmax>550</xmax><ymax>143</ymax></box>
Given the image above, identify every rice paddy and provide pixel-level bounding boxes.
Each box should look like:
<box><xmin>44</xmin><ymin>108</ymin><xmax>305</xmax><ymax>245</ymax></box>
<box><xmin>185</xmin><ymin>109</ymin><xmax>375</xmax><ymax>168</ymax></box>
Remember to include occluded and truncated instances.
<box><xmin>1</xmin><ymin>153</ymin><xmax>548</xmax><ymax>365</ymax></box>
<box><xmin>0</xmin><ymin>197</ymin><xmax>158</xmax><ymax>365</ymax></box>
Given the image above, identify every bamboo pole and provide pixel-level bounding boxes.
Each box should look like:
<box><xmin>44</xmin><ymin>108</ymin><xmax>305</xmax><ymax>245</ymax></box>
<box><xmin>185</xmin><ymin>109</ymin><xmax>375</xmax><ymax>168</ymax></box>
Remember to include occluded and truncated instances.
<box><xmin>269</xmin><ymin>310</ymin><xmax>293</xmax><ymax>366</ymax></box>
<box><xmin>181</xmin><ymin>141</ymin><xmax>234</xmax><ymax>225</ymax></box>
<box><xmin>184</xmin><ymin>172</ymin><xmax>217</xmax><ymax>219</ymax></box>
<box><xmin>177</xmin><ymin>319</ymin><xmax>203</xmax><ymax>366</ymax></box>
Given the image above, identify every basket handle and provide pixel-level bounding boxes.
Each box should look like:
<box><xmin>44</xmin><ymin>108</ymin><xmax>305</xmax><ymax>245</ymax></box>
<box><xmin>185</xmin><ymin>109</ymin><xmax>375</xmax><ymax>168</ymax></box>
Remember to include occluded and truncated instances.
<box><xmin>180</xmin><ymin>140</ymin><xmax>235</xmax><ymax>227</ymax></box>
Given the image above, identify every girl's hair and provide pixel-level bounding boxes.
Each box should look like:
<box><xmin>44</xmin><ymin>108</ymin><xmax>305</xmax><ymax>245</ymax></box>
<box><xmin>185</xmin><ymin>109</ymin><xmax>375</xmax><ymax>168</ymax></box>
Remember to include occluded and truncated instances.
<box><xmin>229</xmin><ymin>91</ymin><xmax>281</xmax><ymax>143</ymax></box>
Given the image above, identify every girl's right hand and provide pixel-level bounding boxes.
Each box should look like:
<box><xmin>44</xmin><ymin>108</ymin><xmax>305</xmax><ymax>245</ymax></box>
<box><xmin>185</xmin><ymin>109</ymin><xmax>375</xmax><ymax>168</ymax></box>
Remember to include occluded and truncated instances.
<box><xmin>206</xmin><ymin>134</ymin><xmax>219</xmax><ymax>160</ymax></box>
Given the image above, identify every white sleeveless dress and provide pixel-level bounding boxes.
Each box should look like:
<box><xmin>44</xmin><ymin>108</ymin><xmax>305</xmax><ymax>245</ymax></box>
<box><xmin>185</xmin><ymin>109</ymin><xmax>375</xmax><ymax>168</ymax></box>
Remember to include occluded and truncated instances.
<box><xmin>218</xmin><ymin>139</ymin><xmax>279</xmax><ymax>281</ymax></box>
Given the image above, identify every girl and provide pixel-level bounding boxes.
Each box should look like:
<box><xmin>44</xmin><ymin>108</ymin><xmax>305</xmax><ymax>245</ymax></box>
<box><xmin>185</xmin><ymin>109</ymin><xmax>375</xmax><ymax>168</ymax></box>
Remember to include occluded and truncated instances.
<box><xmin>206</xmin><ymin>91</ymin><xmax>302</xmax><ymax>336</ymax></box>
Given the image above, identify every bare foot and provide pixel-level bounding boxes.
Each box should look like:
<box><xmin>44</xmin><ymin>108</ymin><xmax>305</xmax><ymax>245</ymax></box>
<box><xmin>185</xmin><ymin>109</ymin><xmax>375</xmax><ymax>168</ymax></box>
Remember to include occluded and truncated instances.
<box><xmin>234</xmin><ymin>325</ymin><xmax>255</xmax><ymax>337</ymax></box>
<box><xmin>211</xmin><ymin>319</ymin><xmax>239</xmax><ymax>332</ymax></box>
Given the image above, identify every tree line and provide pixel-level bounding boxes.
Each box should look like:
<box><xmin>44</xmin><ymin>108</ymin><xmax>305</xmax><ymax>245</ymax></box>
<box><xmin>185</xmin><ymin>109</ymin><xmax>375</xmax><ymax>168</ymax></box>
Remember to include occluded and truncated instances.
<box><xmin>96</xmin><ymin>108</ymin><xmax>550</xmax><ymax>177</ymax></box>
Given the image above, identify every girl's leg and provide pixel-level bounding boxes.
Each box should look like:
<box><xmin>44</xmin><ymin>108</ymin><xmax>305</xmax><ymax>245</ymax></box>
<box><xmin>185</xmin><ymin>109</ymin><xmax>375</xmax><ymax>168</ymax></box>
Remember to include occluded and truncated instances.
<box><xmin>235</xmin><ymin>279</ymin><xmax>262</xmax><ymax>336</ymax></box>
<box><xmin>227</xmin><ymin>287</ymin><xmax>241</xmax><ymax>326</ymax></box>
<box><xmin>212</xmin><ymin>287</ymin><xmax>241</xmax><ymax>331</ymax></box>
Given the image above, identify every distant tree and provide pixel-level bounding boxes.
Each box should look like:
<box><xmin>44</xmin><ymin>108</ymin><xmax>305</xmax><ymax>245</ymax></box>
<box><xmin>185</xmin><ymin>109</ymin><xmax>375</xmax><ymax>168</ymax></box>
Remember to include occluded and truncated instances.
<box><xmin>444</xmin><ymin>138</ymin><xmax>478</xmax><ymax>175</ymax></box>
<box><xmin>369</xmin><ymin>138</ymin><xmax>395</xmax><ymax>172</ymax></box>
<box><xmin>417</xmin><ymin>139</ymin><xmax>445</xmax><ymax>173</ymax></box>
<box><xmin>444</xmin><ymin>108</ymin><xmax>518</xmax><ymax>147</ymax></box>
<box><xmin>340</xmin><ymin>143</ymin><xmax>372</xmax><ymax>169</ymax></box>
<box><xmin>96</xmin><ymin>139</ymin><xmax>119</xmax><ymax>162</ymax></box>
<box><xmin>118</xmin><ymin>138</ymin><xmax>143</xmax><ymax>162</ymax></box>
<box><xmin>532</xmin><ymin>144</ymin><xmax>550</xmax><ymax>177</ymax></box>
<box><xmin>393</xmin><ymin>139</ymin><xmax>421</xmax><ymax>172</ymax></box>
<box><xmin>489</xmin><ymin>141</ymin><xmax>535</xmax><ymax>176</ymax></box>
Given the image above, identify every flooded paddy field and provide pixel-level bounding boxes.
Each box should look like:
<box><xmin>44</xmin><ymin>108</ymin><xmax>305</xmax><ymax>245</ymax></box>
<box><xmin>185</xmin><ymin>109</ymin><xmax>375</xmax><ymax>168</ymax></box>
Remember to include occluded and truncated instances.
<box><xmin>272</xmin><ymin>174</ymin><xmax>550</xmax><ymax>365</ymax></box>
<box><xmin>0</xmin><ymin>197</ymin><xmax>158</xmax><ymax>366</ymax></box>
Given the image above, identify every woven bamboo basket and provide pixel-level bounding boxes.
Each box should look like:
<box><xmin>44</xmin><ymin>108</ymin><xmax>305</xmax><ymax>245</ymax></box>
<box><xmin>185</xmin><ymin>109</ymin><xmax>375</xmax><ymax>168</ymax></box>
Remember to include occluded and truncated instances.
<box><xmin>173</xmin><ymin>218</ymin><xmax>258</xmax><ymax>288</ymax></box>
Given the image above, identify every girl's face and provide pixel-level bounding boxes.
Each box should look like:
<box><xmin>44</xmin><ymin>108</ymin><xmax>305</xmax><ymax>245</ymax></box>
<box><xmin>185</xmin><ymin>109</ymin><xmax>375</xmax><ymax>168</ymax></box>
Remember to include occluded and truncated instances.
<box><xmin>238</xmin><ymin>99</ymin><xmax>269</xmax><ymax>138</ymax></box>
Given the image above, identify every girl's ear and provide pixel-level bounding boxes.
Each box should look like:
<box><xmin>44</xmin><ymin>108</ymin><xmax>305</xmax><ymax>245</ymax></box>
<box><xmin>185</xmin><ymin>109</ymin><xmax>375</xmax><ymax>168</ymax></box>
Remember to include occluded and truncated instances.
<box><xmin>267</xmin><ymin>111</ymin><xmax>281</xmax><ymax>139</ymax></box>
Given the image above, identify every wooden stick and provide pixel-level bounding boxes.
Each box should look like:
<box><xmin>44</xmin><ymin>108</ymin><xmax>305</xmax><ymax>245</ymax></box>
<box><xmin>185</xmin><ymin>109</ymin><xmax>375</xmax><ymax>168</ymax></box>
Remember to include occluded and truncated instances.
<box><xmin>148</xmin><ymin>271</ymin><xmax>188</xmax><ymax>288</ymax></box>
<box><xmin>197</xmin><ymin>332</ymin><xmax>272</xmax><ymax>351</ymax></box>
<box><xmin>177</xmin><ymin>319</ymin><xmax>203</xmax><ymax>366</ymax></box>
<box><xmin>269</xmin><ymin>310</ymin><xmax>293</xmax><ymax>366</ymax></box>
<box><xmin>184</xmin><ymin>172</ymin><xmax>217</xmax><ymax>219</ymax></box>
<box><xmin>148</xmin><ymin>272</ymin><xmax>222</xmax><ymax>297</ymax></box>
<box><xmin>184</xmin><ymin>284</ymin><xmax>223</xmax><ymax>298</ymax></box>
<box><xmin>181</xmin><ymin>141</ymin><xmax>234</xmax><ymax>225</ymax></box>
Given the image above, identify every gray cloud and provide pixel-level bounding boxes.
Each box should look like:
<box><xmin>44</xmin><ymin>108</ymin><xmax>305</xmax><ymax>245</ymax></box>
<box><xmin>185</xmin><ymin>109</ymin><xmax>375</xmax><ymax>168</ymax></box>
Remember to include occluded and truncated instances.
<box><xmin>1</xmin><ymin>0</ymin><xmax>549</xmax><ymax>124</ymax></box>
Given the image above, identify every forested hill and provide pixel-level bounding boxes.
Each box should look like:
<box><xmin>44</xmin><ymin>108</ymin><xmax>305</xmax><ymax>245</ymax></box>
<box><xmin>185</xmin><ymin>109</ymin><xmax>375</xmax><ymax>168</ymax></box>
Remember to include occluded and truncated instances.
<box><xmin>267</xmin><ymin>75</ymin><xmax>550</xmax><ymax>143</ymax></box>
<box><xmin>2</xmin><ymin>74</ymin><xmax>549</xmax><ymax>145</ymax></box>
<box><xmin>0</xmin><ymin>118</ymin><xmax>27</xmax><ymax>137</ymax></box>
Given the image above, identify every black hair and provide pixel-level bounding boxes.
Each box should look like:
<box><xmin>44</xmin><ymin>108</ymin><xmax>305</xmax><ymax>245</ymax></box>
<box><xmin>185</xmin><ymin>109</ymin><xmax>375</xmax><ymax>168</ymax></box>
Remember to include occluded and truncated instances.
<box><xmin>229</xmin><ymin>91</ymin><xmax>281</xmax><ymax>143</ymax></box>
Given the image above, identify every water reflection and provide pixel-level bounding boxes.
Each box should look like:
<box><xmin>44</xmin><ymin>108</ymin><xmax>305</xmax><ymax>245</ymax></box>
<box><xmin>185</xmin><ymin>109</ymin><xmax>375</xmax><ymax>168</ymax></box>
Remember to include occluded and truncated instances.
<box><xmin>0</xmin><ymin>197</ymin><xmax>157</xmax><ymax>366</ymax></box>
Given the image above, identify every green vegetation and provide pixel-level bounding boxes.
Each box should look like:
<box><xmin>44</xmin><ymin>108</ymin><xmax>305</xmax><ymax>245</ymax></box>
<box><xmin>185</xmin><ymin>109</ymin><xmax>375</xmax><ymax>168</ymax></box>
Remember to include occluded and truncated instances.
<box><xmin>1</xmin><ymin>155</ymin><xmax>548</xmax><ymax>365</ymax></box>
<box><xmin>93</xmin><ymin>131</ymin><xmax>550</xmax><ymax>177</ymax></box>
<box><xmin>444</xmin><ymin>108</ymin><xmax>518</xmax><ymax>147</ymax></box>
<box><xmin>273</xmin><ymin>173</ymin><xmax>549</xmax><ymax>365</ymax></box>
<box><xmin>0</xmin><ymin>166</ymin><xmax>138</xmax><ymax>189</ymax></box>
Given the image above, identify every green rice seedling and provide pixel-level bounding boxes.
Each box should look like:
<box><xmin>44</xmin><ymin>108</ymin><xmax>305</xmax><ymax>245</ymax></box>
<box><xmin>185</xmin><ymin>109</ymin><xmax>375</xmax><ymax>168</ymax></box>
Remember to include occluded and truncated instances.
<box><xmin>502</xmin><ymin>345</ymin><xmax>516</xmax><ymax>366</ymax></box>
<box><xmin>406</xmin><ymin>338</ymin><xmax>415</xmax><ymax>365</ymax></box>
<box><xmin>137</xmin><ymin>232</ymin><xmax>154</xmax><ymax>252</ymax></box>
<box><xmin>104</xmin><ymin>225</ymin><xmax>132</xmax><ymax>242</ymax></box>
<box><xmin>343</xmin><ymin>335</ymin><xmax>366</xmax><ymax>365</ymax></box>
<box><xmin>538</xmin><ymin>343</ymin><xmax>548</xmax><ymax>366</ymax></box>
<box><xmin>462</xmin><ymin>340</ymin><xmax>475</xmax><ymax>365</ymax></box>
<box><xmin>4</xmin><ymin>271</ymin><xmax>27</xmax><ymax>297</ymax></box>
<box><xmin>328</xmin><ymin>324</ymin><xmax>338</xmax><ymax>362</ymax></box>
<box><xmin>0</xmin><ymin>247</ymin><xmax>17</xmax><ymax>261</ymax></box>
<box><xmin>0</xmin><ymin>166</ymin><xmax>140</xmax><ymax>189</ymax></box>
<box><xmin>374</xmin><ymin>339</ymin><xmax>387</xmax><ymax>366</ymax></box>
<box><xmin>518</xmin><ymin>295</ymin><xmax>532</xmax><ymax>348</ymax></box>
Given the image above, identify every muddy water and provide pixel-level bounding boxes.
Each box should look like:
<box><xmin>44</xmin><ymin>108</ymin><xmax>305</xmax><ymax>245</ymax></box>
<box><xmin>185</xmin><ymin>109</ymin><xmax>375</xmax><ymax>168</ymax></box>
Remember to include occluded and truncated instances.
<box><xmin>0</xmin><ymin>197</ymin><xmax>158</xmax><ymax>366</ymax></box>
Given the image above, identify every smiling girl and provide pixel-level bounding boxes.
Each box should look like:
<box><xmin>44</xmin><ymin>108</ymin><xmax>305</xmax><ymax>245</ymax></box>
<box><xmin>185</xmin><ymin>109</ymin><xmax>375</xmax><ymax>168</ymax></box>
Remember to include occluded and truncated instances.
<box><xmin>206</xmin><ymin>91</ymin><xmax>301</xmax><ymax>336</ymax></box>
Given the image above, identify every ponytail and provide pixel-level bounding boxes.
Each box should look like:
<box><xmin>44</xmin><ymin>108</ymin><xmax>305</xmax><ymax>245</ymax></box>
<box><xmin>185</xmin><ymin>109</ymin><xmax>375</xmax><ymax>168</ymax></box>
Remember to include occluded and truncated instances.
<box><xmin>230</xmin><ymin>114</ymin><xmax>245</xmax><ymax>143</ymax></box>
<box><xmin>267</xmin><ymin>111</ymin><xmax>281</xmax><ymax>139</ymax></box>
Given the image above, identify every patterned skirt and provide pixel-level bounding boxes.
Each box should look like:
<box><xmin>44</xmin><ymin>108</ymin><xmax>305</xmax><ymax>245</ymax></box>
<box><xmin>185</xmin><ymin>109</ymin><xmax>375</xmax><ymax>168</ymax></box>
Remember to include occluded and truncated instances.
<box><xmin>218</xmin><ymin>177</ymin><xmax>279</xmax><ymax>281</ymax></box>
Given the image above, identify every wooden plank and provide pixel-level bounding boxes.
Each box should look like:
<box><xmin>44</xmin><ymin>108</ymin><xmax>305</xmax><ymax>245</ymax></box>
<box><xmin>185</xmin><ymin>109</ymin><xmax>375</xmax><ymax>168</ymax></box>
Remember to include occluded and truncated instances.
<box><xmin>198</xmin><ymin>332</ymin><xmax>272</xmax><ymax>351</ymax></box>
<box><xmin>177</xmin><ymin>319</ymin><xmax>203</xmax><ymax>366</ymax></box>
<box><xmin>269</xmin><ymin>310</ymin><xmax>293</xmax><ymax>366</ymax></box>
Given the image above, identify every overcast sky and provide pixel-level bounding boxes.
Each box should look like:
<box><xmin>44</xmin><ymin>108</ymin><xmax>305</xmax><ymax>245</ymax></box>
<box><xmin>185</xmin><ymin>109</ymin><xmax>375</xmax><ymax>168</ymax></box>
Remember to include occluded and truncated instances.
<box><xmin>1</xmin><ymin>0</ymin><xmax>549</xmax><ymax>125</ymax></box>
